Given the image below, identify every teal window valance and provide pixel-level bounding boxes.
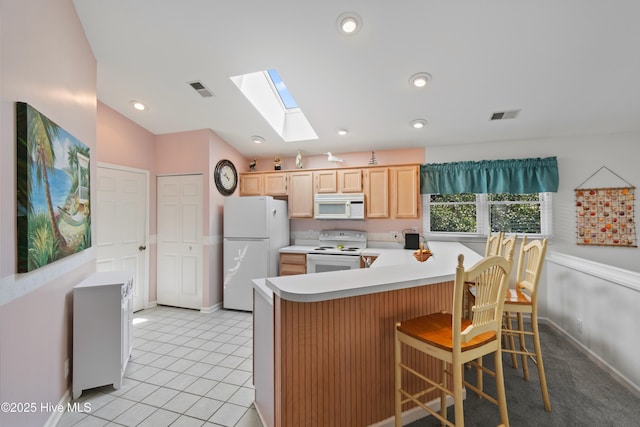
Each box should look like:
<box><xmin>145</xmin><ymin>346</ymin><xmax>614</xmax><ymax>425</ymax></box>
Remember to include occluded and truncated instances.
<box><xmin>420</xmin><ymin>156</ymin><xmax>559</xmax><ymax>194</ymax></box>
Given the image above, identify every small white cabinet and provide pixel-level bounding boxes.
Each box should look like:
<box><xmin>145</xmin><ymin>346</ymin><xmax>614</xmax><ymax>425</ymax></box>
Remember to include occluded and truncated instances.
<box><xmin>72</xmin><ymin>271</ymin><xmax>133</xmax><ymax>399</ymax></box>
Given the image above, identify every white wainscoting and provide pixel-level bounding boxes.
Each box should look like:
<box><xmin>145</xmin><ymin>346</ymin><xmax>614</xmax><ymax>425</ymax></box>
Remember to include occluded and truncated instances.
<box><xmin>545</xmin><ymin>252</ymin><xmax>640</xmax><ymax>393</ymax></box>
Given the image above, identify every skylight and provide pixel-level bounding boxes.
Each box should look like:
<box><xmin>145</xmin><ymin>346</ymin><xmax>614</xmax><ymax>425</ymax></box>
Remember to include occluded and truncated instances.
<box><xmin>230</xmin><ymin>69</ymin><xmax>318</xmax><ymax>143</ymax></box>
<box><xmin>266</xmin><ymin>69</ymin><xmax>298</xmax><ymax>110</ymax></box>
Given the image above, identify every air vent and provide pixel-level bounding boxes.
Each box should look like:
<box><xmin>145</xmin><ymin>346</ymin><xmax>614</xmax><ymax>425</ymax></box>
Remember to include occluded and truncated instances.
<box><xmin>490</xmin><ymin>109</ymin><xmax>521</xmax><ymax>120</ymax></box>
<box><xmin>188</xmin><ymin>81</ymin><xmax>214</xmax><ymax>98</ymax></box>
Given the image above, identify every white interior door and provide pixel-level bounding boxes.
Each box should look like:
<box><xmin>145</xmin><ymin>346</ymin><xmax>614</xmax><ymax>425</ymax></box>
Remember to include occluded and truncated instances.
<box><xmin>96</xmin><ymin>165</ymin><xmax>149</xmax><ymax>312</ymax></box>
<box><xmin>157</xmin><ymin>174</ymin><xmax>203</xmax><ymax>310</ymax></box>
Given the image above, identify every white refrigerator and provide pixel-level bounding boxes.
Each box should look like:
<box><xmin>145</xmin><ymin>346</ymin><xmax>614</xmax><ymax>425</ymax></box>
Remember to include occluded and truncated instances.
<box><xmin>223</xmin><ymin>196</ymin><xmax>289</xmax><ymax>311</ymax></box>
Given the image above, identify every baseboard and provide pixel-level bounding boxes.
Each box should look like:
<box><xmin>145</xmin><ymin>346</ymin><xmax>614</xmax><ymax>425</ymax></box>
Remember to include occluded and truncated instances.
<box><xmin>254</xmin><ymin>401</ymin><xmax>271</xmax><ymax>427</ymax></box>
<box><xmin>44</xmin><ymin>388</ymin><xmax>71</xmax><ymax>427</ymax></box>
<box><xmin>368</xmin><ymin>391</ymin><xmax>464</xmax><ymax>427</ymax></box>
<box><xmin>200</xmin><ymin>302</ymin><xmax>222</xmax><ymax>314</ymax></box>
<box><xmin>541</xmin><ymin>317</ymin><xmax>640</xmax><ymax>397</ymax></box>
<box><xmin>145</xmin><ymin>300</ymin><xmax>157</xmax><ymax>309</ymax></box>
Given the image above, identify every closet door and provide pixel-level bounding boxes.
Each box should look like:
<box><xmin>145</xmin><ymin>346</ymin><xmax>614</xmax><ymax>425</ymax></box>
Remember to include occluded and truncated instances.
<box><xmin>157</xmin><ymin>174</ymin><xmax>203</xmax><ymax>309</ymax></box>
<box><xmin>96</xmin><ymin>165</ymin><xmax>149</xmax><ymax>312</ymax></box>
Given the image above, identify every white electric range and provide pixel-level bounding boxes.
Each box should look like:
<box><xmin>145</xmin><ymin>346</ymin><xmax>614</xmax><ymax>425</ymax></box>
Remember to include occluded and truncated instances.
<box><xmin>306</xmin><ymin>230</ymin><xmax>367</xmax><ymax>273</ymax></box>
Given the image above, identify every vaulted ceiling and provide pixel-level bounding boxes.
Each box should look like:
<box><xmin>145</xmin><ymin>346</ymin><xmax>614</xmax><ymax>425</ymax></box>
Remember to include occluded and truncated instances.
<box><xmin>73</xmin><ymin>1</ymin><xmax>640</xmax><ymax>158</ymax></box>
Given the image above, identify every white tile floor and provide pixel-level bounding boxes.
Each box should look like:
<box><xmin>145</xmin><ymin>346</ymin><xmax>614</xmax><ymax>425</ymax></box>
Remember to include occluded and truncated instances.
<box><xmin>57</xmin><ymin>306</ymin><xmax>262</xmax><ymax>427</ymax></box>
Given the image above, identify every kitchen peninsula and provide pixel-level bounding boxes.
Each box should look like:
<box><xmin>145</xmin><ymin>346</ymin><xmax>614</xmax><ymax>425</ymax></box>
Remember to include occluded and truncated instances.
<box><xmin>253</xmin><ymin>242</ymin><xmax>482</xmax><ymax>427</ymax></box>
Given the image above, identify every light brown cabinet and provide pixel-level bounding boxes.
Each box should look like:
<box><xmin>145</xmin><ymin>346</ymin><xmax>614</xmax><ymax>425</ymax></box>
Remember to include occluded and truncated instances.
<box><xmin>279</xmin><ymin>252</ymin><xmax>307</xmax><ymax>276</ymax></box>
<box><xmin>239</xmin><ymin>163</ymin><xmax>419</xmax><ymax>219</ymax></box>
<box><xmin>314</xmin><ymin>169</ymin><xmax>362</xmax><ymax>194</ymax></box>
<box><xmin>288</xmin><ymin>171</ymin><xmax>314</xmax><ymax>218</ymax></box>
<box><xmin>264</xmin><ymin>173</ymin><xmax>288</xmax><ymax>196</ymax></box>
<box><xmin>338</xmin><ymin>169</ymin><xmax>363</xmax><ymax>193</ymax></box>
<box><xmin>390</xmin><ymin>165</ymin><xmax>420</xmax><ymax>218</ymax></box>
<box><xmin>239</xmin><ymin>174</ymin><xmax>263</xmax><ymax>196</ymax></box>
<box><xmin>239</xmin><ymin>172</ymin><xmax>287</xmax><ymax>196</ymax></box>
<box><xmin>363</xmin><ymin>167</ymin><xmax>389</xmax><ymax>218</ymax></box>
<box><xmin>315</xmin><ymin>170</ymin><xmax>337</xmax><ymax>193</ymax></box>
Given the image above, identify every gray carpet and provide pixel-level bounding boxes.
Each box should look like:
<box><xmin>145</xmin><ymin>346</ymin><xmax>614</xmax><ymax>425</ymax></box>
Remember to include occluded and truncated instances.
<box><xmin>406</xmin><ymin>322</ymin><xmax>640</xmax><ymax>426</ymax></box>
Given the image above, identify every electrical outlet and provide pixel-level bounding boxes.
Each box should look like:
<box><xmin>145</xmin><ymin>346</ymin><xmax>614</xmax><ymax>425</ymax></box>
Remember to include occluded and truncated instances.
<box><xmin>391</xmin><ymin>231</ymin><xmax>399</xmax><ymax>240</ymax></box>
<box><xmin>577</xmin><ymin>318</ymin><xmax>583</xmax><ymax>334</ymax></box>
<box><xmin>64</xmin><ymin>358</ymin><xmax>70</xmax><ymax>378</ymax></box>
<box><xmin>411</xmin><ymin>226</ymin><xmax>419</xmax><ymax>233</ymax></box>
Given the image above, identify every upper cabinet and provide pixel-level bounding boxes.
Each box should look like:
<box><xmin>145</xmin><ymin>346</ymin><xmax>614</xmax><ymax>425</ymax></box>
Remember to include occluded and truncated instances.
<box><xmin>264</xmin><ymin>173</ymin><xmax>288</xmax><ymax>196</ymax></box>
<box><xmin>288</xmin><ymin>171</ymin><xmax>314</xmax><ymax>218</ymax></box>
<box><xmin>338</xmin><ymin>169</ymin><xmax>362</xmax><ymax>193</ymax></box>
<box><xmin>390</xmin><ymin>165</ymin><xmax>420</xmax><ymax>218</ymax></box>
<box><xmin>314</xmin><ymin>170</ymin><xmax>337</xmax><ymax>193</ymax></box>
<box><xmin>363</xmin><ymin>167</ymin><xmax>389</xmax><ymax>218</ymax></box>
<box><xmin>239</xmin><ymin>174</ymin><xmax>263</xmax><ymax>196</ymax></box>
<box><xmin>240</xmin><ymin>172</ymin><xmax>287</xmax><ymax>196</ymax></box>
<box><xmin>239</xmin><ymin>163</ymin><xmax>419</xmax><ymax>219</ymax></box>
<box><xmin>314</xmin><ymin>169</ymin><xmax>362</xmax><ymax>193</ymax></box>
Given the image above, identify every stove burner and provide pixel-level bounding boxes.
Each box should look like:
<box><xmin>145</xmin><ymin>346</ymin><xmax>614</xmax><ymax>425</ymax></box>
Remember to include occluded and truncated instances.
<box><xmin>313</xmin><ymin>246</ymin><xmax>361</xmax><ymax>252</ymax></box>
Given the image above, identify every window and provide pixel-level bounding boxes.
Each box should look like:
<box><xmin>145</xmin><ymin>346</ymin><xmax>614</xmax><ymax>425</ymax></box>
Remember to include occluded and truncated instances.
<box><xmin>266</xmin><ymin>69</ymin><xmax>298</xmax><ymax>110</ymax></box>
<box><xmin>423</xmin><ymin>192</ymin><xmax>552</xmax><ymax>238</ymax></box>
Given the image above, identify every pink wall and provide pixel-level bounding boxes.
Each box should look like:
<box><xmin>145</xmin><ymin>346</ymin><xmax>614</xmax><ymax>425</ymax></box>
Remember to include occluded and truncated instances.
<box><xmin>155</xmin><ymin>129</ymin><xmax>248</xmax><ymax>307</ymax></box>
<box><xmin>208</xmin><ymin>133</ymin><xmax>248</xmax><ymax>304</ymax></box>
<box><xmin>98</xmin><ymin>105</ymin><xmax>249</xmax><ymax>308</ymax></box>
<box><xmin>0</xmin><ymin>0</ymin><xmax>97</xmax><ymax>425</ymax></box>
<box><xmin>250</xmin><ymin>147</ymin><xmax>424</xmax><ymax>172</ymax></box>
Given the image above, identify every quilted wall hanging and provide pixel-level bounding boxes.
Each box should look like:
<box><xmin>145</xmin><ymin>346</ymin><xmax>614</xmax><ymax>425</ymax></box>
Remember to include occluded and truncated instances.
<box><xmin>575</xmin><ymin>166</ymin><xmax>636</xmax><ymax>247</ymax></box>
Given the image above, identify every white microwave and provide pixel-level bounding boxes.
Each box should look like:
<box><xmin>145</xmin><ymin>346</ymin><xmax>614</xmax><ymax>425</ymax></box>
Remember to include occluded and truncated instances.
<box><xmin>314</xmin><ymin>193</ymin><xmax>365</xmax><ymax>220</ymax></box>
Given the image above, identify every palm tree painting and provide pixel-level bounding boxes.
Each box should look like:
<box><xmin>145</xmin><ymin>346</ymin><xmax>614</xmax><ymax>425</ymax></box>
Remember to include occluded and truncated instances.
<box><xmin>16</xmin><ymin>102</ymin><xmax>91</xmax><ymax>272</ymax></box>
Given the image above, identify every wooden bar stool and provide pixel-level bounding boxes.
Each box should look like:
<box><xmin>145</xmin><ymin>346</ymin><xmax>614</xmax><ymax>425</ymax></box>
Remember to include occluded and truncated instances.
<box><xmin>395</xmin><ymin>254</ymin><xmax>513</xmax><ymax>427</ymax></box>
<box><xmin>466</xmin><ymin>233</ymin><xmax>516</xmax><ymax>320</ymax></box>
<box><xmin>502</xmin><ymin>236</ymin><xmax>551</xmax><ymax>412</ymax></box>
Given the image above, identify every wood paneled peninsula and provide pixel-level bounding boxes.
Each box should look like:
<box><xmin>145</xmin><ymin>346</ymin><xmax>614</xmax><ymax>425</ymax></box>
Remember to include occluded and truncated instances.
<box><xmin>253</xmin><ymin>242</ymin><xmax>482</xmax><ymax>427</ymax></box>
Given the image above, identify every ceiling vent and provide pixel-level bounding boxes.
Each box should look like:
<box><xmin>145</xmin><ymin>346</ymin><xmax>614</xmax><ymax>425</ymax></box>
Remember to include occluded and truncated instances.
<box><xmin>188</xmin><ymin>81</ymin><xmax>214</xmax><ymax>98</ymax></box>
<box><xmin>490</xmin><ymin>109</ymin><xmax>520</xmax><ymax>121</ymax></box>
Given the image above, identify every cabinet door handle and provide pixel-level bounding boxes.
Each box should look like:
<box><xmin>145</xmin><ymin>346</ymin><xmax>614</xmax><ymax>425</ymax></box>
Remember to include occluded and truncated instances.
<box><xmin>138</xmin><ymin>245</ymin><xmax>146</xmax><ymax>251</ymax></box>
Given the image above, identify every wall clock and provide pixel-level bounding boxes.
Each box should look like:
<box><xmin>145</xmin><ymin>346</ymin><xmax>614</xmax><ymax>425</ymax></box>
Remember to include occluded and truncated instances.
<box><xmin>214</xmin><ymin>159</ymin><xmax>238</xmax><ymax>196</ymax></box>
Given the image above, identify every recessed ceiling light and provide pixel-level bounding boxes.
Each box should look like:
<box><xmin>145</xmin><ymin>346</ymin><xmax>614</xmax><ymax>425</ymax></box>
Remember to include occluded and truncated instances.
<box><xmin>409</xmin><ymin>72</ymin><xmax>432</xmax><ymax>88</ymax></box>
<box><xmin>337</xmin><ymin>12</ymin><xmax>362</xmax><ymax>35</ymax></box>
<box><xmin>337</xmin><ymin>129</ymin><xmax>348</xmax><ymax>136</ymax></box>
<box><xmin>410</xmin><ymin>119</ymin><xmax>427</xmax><ymax>129</ymax></box>
<box><xmin>251</xmin><ymin>135</ymin><xmax>265</xmax><ymax>144</ymax></box>
<box><xmin>130</xmin><ymin>100</ymin><xmax>148</xmax><ymax>111</ymax></box>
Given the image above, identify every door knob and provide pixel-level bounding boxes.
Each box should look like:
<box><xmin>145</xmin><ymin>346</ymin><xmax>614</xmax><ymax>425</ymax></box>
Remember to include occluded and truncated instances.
<box><xmin>138</xmin><ymin>245</ymin><xmax>147</xmax><ymax>251</ymax></box>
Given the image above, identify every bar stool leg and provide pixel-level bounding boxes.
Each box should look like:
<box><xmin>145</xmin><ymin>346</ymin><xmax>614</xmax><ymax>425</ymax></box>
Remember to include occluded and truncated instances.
<box><xmin>394</xmin><ymin>328</ymin><xmax>402</xmax><ymax>427</ymax></box>
<box><xmin>532</xmin><ymin>312</ymin><xmax>551</xmax><ymax>412</ymax></box>
<box><xmin>494</xmin><ymin>348</ymin><xmax>510</xmax><ymax>427</ymax></box>
<box><xmin>516</xmin><ymin>313</ymin><xmax>529</xmax><ymax>380</ymax></box>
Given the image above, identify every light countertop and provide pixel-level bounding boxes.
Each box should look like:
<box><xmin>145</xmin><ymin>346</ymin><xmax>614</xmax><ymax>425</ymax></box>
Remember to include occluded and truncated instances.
<box><xmin>264</xmin><ymin>241</ymin><xmax>482</xmax><ymax>303</ymax></box>
<box><xmin>279</xmin><ymin>245</ymin><xmax>316</xmax><ymax>254</ymax></box>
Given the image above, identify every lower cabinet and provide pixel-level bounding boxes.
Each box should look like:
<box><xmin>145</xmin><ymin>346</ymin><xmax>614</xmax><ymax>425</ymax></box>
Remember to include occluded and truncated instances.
<box><xmin>72</xmin><ymin>271</ymin><xmax>133</xmax><ymax>399</ymax></box>
<box><xmin>280</xmin><ymin>252</ymin><xmax>307</xmax><ymax>276</ymax></box>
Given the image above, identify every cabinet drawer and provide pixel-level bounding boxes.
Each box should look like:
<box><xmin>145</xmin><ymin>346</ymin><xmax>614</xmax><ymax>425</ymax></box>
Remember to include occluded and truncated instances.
<box><xmin>280</xmin><ymin>263</ymin><xmax>307</xmax><ymax>275</ymax></box>
<box><xmin>280</xmin><ymin>253</ymin><xmax>306</xmax><ymax>265</ymax></box>
<box><xmin>280</xmin><ymin>252</ymin><xmax>307</xmax><ymax>276</ymax></box>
